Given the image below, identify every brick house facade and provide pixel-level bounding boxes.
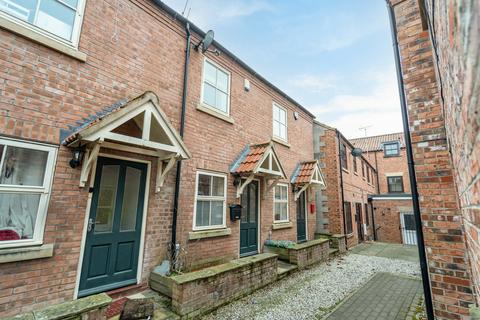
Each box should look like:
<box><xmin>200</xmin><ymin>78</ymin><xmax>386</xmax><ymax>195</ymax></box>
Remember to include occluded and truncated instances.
<box><xmin>314</xmin><ymin>121</ymin><xmax>377</xmax><ymax>248</ymax></box>
<box><xmin>389</xmin><ymin>0</ymin><xmax>479</xmax><ymax>318</ymax></box>
<box><xmin>351</xmin><ymin>133</ymin><xmax>415</xmax><ymax>245</ymax></box>
<box><xmin>0</xmin><ymin>0</ymin><xmax>322</xmax><ymax>317</ymax></box>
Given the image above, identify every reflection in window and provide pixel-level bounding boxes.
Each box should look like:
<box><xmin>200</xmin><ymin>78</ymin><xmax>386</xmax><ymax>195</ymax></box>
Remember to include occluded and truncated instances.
<box><xmin>194</xmin><ymin>172</ymin><xmax>226</xmax><ymax>229</ymax></box>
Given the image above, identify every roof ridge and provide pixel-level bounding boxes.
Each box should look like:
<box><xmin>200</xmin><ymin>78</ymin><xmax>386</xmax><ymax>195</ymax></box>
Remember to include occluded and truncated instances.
<box><xmin>349</xmin><ymin>132</ymin><xmax>404</xmax><ymax>141</ymax></box>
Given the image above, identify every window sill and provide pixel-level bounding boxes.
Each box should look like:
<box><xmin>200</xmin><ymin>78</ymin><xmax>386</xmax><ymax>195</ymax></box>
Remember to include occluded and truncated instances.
<box><xmin>346</xmin><ymin>233</ymin><xmax>354</xmax><ymax>238</ymax></box>
<box><xmin>0</xmin><ymin>243</ymin><xmax>54</xmax><ymax>264</ymax></box>
<box><xmin>342</xmin><ymin>168</ymin><xmax>349</xmax><ymax>174</ymax></box>
<box><xmin>189</xmin><ymin>228</ymin><xmax>231</xmax><ymax>240</ymax></box>
<box><xmin>272</xmin><ymin>221</ymin><xmax>292</xmax><ymax>230</ymax></box>
<box><xmin>197</xmin><ymin>103</ymin><xmax>234</xmax><ymax>124</ymax></box>
<box><xmin>271</xmin><ymin>136</ymin><xmax>290</xmax><ymax>148</ymax></box>
<box><xmin>353</xmin><ymin>171</ymin><xmax>358</xmax><ymax>176</ymax></box>
<box><xmin>0</xmin><ymin>16</ymin><xmax>87</xmax><ymax>62</ymax></box>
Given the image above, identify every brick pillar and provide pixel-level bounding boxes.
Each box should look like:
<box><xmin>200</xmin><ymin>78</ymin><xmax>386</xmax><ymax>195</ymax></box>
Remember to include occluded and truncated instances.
<box><xmin>390</xmin><ymin>0</ymin><xmax>474</xmax><ymax>318</ymax></box>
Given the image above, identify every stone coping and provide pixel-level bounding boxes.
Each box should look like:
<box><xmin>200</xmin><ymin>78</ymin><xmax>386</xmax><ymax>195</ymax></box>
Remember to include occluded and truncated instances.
<box><xmin>6</xmin><ymin>293</ymin><xmax>111</xmax><ymax>320</ymax></box>
<box><xmin>171</xmin><ymin>253</ymin><xmax>277</xmax><ymax>285</ymax></box>
<box><xmin>272</xmin><ymin>221</ymin><xmax>293</xmax><ymax>230</ymax></box>
<box><xmin>290</xmin><ymin>238</ymin><xmax>329</xmax><ymax>250</ymax></box>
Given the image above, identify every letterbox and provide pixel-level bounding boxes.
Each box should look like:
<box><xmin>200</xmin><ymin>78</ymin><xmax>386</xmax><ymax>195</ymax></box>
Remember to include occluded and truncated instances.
<box><xmin>229</xmin><ymin>204</ymin><xmax>242</xmax><ymax>221</ymax></box>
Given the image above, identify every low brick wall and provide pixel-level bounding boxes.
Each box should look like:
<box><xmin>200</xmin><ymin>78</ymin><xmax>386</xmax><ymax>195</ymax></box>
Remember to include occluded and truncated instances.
<box><xmin>331</xmin><ymin>234</ymin><xmax>347</xmax><ymax>253</ymax></box>
<box><xmin>265</xmin><ymin>238</ymin><xmax>330</xmax><ymax>269</ymax></box>
<box><xmin>6</xmin><ymin>293</ymin><xmax>111</xmax><ymax>320</ymax></box>
<box><xmin>288</xmin><ymin>239</ymin><xmax>329</xmax><ymax>269</ymax></box>
<box><xmin>151</xmin><ymin>253</ymin><xmax>278</xmax><ymax>318</ymax></box>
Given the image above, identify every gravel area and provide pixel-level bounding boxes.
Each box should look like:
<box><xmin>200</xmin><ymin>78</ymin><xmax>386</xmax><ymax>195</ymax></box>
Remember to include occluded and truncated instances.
<box><xmin>202</xmin><ymin>253</ymin><xmax>421</xmax><ymax>320</ymax></box>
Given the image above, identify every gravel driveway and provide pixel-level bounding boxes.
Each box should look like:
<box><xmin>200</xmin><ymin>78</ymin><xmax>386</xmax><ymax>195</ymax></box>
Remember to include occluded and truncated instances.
<box><xmin>202</xmin><ymin>253</ymin><xmax>421</xmax><ymax>320</ymax></box>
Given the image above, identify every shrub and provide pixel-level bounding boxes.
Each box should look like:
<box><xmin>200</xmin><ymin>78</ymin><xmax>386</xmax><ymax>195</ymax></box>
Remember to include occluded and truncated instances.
<box><xmin>264</xmin><ymin>239</ymin><xmax>296</xmax><ymax>249</ymax></box>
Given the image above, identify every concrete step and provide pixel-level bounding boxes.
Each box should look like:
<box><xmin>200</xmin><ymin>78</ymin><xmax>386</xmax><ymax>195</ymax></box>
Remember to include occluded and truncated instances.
<box><xmin>329</xmin><ymin>248</ymin><xmax>339</xmax><ymax>257</ymax></box>
<box><xmin>277</xmin><ymin>260</ymin><xmax>297</xmax><ymax>279</ymax></box>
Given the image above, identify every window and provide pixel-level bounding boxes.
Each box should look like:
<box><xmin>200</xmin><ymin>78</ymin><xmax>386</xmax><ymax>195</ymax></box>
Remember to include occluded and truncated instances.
<box><xmin>193</xmin><ymin>171</ymin><xmax>227</xmax><ymax>230</ymax></box>
<box><xmin>353</xmin><ymin>157</ymin><xmax>357</xmax><ymax>173</ymax></box>
<box><xmin>272</xmin><ymin>103</ymin><xmax>287</xmax><ymax>141</ymax></box>
<box><xmin>361</xmin><ymin>161</ymin><xmax>365</xmax><ymax>177</ymax></box>
<box><xmin>341</xmin><ymin>144</ymin><xmax>348</xmax><ymax>170</ymax></box>
<box><xmin>387</xmin><ymin>176</ymin><xmax>404</xmax><ymax>193</ymax></box>
<box><xmin>0</xmin><ymin>0</ymin><xmax>86</xmax><ymax>45</ymax></box>
<box><xmin>344</xmin><ymin>202</ymin><xmax>353</xmax><ymax>234</ymax></box>
<box><xmin>384</xmin><ymin>142</ymin><xmax>400</xmax><ymax>157</ymax></box>
<box><xmin>364</xmin><ymin>203</ymin><xmax>369</xmax><ymax>226</ymax></box>
<box><xmin>366</xmin><ymin>166</ymin><xmax>370</xmax><ymax>183</ymax></box>
<box><xmin>273</xmin><ymin>184</ymin><xmax>288</xmax><ymax>222</ymax></box>
<box><xmin>0</xmin><ymin>137</ymin><xmax>57</xmax><ymax>248</ymax></box>
<box><xmin>201</xmin><ymin>59</ymin><xmax>230</xmax><ymax>115</ymax></box>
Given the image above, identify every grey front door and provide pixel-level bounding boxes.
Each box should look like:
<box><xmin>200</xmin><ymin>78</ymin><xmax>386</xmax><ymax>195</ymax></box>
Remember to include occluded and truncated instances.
<box><xmin>240</xmin><ymin>180</ymin><xmax>259</xmax><ymax>256</ymax></box>
<box><xmin>79</xmin><ymin>157</ymin><xmax>147</xmax><ymax>297</ymax></box>
<box><xmin>296</xmin><ymin>192</ymin><xmax>307</xmax><ymax>242</ymax></box>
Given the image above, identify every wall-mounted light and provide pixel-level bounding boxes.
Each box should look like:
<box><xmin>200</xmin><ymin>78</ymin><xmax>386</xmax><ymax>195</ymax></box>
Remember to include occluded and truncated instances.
<box><xmin>293</xmin><ymin>111</ymin><xmax>299</xmax><ymax>120</ymax></box>
<box><xmin>233</xmin><ymin>175</ymin><xmax>241</xmax><ymax>187</ymax></box>
<box><xmin>69</xmin><ymin>146</ymin><xmax>85</xmax><ymax>168</ymax></box>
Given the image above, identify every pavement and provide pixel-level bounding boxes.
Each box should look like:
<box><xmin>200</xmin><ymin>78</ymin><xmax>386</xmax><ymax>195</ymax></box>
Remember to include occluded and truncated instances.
<box><xmin>350</xmin><ymin>241</ymin><xmax>420</xmax><ymax>262</ymax></box>
<box><xmin>324</xmin><ymin>272</ymin><xmax>423</xmax><ymax>320</ymax></box>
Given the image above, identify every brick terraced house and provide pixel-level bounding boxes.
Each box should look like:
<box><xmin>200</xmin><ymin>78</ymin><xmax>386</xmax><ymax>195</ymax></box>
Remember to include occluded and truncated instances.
<box><xmin>351</xmin><ymin>133</ymin><xmax>416</xmax><ymax>245</ymax></box>
<box><xmin>314</xmin><ymin>121</ymin><xmax>377</xmax><ymax>248</ymax></box>
<box><xmin>0</xmin><ymin>0</ymin><xmax>325</xmax><ymax>317</ymax></box>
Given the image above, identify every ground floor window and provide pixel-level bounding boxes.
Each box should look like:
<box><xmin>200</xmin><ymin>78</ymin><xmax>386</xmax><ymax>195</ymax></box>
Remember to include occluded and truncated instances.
<box><xmin>193</xmin><ymin>170</ymin><xmax>227</xmax><ymax>230</ymax></box>
<box><xmin>0</xmin><ymin>137</ymin><xmax>57</xmax><ymax>247</ymax></box>
<box><xmin>344</xmin><ymin>201</ymin><xmax>353</xmax><ymax>234</ymax></box>
<box><xmin>274</xmin><ymin>184</ymin><xmax>289</xmax><ymax>222</ymax></box>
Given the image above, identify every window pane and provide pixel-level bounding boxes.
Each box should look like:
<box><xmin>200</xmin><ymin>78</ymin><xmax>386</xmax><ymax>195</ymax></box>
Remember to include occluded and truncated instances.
<box><xmin>63</xmin><ymin>0</ymin><xmax>78</xmax><ymax>8</ymax></box>
<box><xmin>249</xmin><ymin>183</ymin><xmax>257</xmax><ymax>223</ymax></box>
<box><xmin>279</xmin><ymin>124</ymin><xmax>286</xmax><ymax>139</ymax></box>
<box><xmin>120</xmin><ymin>167</ymin><xmax>141</xmax><ymax>232</ymax></box>
<box><xmin>195</xmin><ymin>200</ymin><xmax>210</xmax><ymax>227</ymax></box>
<box><xmin>216</xmin><ymin>69</ymin><xmax>228</xmax><ymax>92</ymax></box>
<box><xmin>0</xmin><ymin>193</ymin><xmax>40</xmax><ymax>240</ymax></box>
<box><xmin>273</xmin><ymin>121</ymin><xmax>280</xmax><ymax>137</ymax></box>
<box><xmin>216</xmin><ymin>90</ymin><xmax>228</xmax><ymax>113</ymax></box>
<box><xmin>203</xmin><ymin>83</ymin><xmax>216</xmax><ymax>107</ymax></box>
<box><xmin>197</xmin><ymin>174</ymin><xmax>211</xmax><ymax>196</ymax></box>
<box><xmin>37</xmin><ymin>0</ymin><xmax>76</xmax><ymax>40</ymax></box>
<box><xmin>204</xmin><ymin>61</ymin><xmax>216</xmax><ymax>84</ymax></box>
<box><xmin>281</xmin><ymin>203</ymin><xmax>288</xmax><ymax>220</ymax></box>
<box><xmin>0</xmin><ymin>145</ymin><xmax>48</xmax><ymax>187</ymax></box>
<box><xmin>211</xmin><ymin>201</ymin><xmax>223</xmax><ymax>226</ymax></box>
<box><xmin>281</xmin><ymin>186</ymin><xmax>287</xmax><ymax>200</ymax></box>
<box><xmin>278</xmin><ymin>108</ymin><xmax>286</xmax><ymax>124</ymax></box>
<box><xmin>95</xmin><ymin>165</ymin><xmax>119</xmax><ymax>233</ymax></box>
<box><xmin>274</xmin><ymin>186</ymin><xmax>281</xmax><ymax>200</ymax></box>
<box><xmin>0</xmin><ymin>0</ymin><xmax>37</xmax><ymax>22</ymax></box>
<box><xmin>212</xmin><ymin>176</ymin><xmax>224</xmax><ymax>197</ymax></box>
<box><xmin>274</xmin><ymin>203</ymin><xmax>280</xmax><ymax>221</ymax></box>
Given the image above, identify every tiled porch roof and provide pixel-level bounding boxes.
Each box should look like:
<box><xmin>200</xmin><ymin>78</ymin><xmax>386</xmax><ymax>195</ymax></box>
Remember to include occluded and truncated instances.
<box><xmin>291</xmin><ymin>161</ymin><xmax>316</xmax><ymax>184</ymax></box>
<box><xmin>230</xmin><ymin>142</ymin><xmax>271</xmax><ymax>174</ymax></box>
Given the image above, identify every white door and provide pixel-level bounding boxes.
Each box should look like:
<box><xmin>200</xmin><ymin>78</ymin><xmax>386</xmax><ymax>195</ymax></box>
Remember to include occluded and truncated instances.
<box><xmin>400</xmin><ymin>212</ymin><xmax>417</xmax><ymax>245</ymax></box>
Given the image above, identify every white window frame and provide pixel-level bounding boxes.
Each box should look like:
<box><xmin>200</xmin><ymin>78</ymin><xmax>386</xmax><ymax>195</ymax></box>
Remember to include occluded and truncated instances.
<box><xmin>193</xmin><ymin>170</ymin><xmax>227</xmax><ymax>231</ymax></box>
<box><xmin>0</xmin><ymin>137</ymin><xmax>57</xmax><ymax>248</ymax></box>
<box><xmin>200</xmin><ymin>58</ymin><xmax>231</xmax><ymax>117</ymax></box>
<box><xmin>272</xmin><ymin>102</ymin><xmax>288</xmax><ymax>142</ymax></box>
<box><xmin>0</xmin><ymin>0</ymin><xmax>87</xmax><ymax>48</ymax></box>
<box><xmin>273</xmin><ymin>183</ymin><xmax>289</xmax><ymax>223</ymax></box>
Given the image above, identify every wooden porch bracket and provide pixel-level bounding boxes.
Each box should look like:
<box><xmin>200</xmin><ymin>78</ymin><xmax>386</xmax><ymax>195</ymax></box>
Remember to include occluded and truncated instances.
<box><xmin>236</xmin><ymin>175</ymin><xmax>254</xmax><ymax>198</ymax></box>
<box><xmin>79</xmin><ymin>139</ymin><xmax>103</xmax><ymax>187</ymax></box>
<box><xmin>156</xmin><ymin>154</ymin><xmax>179</xmax><ymax>192</ymax></box>
<box><xmin>263</xmin><ymin>177</ymin><xmax>281</xmax><ymax>199</ymax></box>
<box><xmin>294</xmin><ymin>183</ymin><xmax>309</xmax><ymax>201</ymax></box>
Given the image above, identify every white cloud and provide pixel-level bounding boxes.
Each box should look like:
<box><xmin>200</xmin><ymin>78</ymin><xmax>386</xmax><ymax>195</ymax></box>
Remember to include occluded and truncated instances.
<box><xmin>290</xmin><ymin>74</ymin><xmax>338</xmax><ymax>93</ymax></box>
<box><xmin>311</xmin><ymin>70</ymin><xmax>403</xmax><ymax>138</ymax></box>
<box><xmin>161</xmin><ymin>0</ymin><xmax>274</xmax><ymax>29</ymax></box>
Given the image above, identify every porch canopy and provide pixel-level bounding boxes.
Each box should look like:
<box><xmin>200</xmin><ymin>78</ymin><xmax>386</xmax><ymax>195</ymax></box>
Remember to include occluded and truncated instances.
<box><xmin>230</xmin><ymin>141</ymin><xmax>286</xmax><ymax>198</ymax></box>
<box><xmin>290</xmin><ymin>160</ymin><xmax>326</xmax><ymax>200</ymax></box>
<box><xmin>62</xmin><ymin>91</ymin><xmax>191</xmax><ymax>192</ymax></box>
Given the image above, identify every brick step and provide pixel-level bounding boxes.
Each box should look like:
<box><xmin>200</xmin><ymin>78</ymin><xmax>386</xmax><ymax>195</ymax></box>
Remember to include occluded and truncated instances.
<box><xmin>277</xmin><ymin>260</ymin><xmax>297</xmax><ymax>279</ymax></box>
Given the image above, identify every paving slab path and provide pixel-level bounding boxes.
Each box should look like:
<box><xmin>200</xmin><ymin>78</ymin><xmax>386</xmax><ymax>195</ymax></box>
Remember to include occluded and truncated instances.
<box><xmin>324</xmin><ymin>272</ymin><xmax>423</xmax><ymax>320</ymax></box>
<box><xmin>350</xmin><ymin>242</ymin><xmax>420</xmax><ymax>263</ymax></box>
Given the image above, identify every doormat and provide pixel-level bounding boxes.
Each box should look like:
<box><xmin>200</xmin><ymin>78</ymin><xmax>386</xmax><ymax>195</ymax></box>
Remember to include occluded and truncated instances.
<box><xmin>106</xmin><ymin>297</ymin><xmax>128</xmax><ymax>318</ymax></box>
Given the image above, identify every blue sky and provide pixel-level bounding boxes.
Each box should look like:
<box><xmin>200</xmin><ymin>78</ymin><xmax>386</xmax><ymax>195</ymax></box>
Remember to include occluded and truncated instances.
<box><xmin>163</xmin><ymin>0</ymin><xmax>402</xmax><ymax>138</ymax></box>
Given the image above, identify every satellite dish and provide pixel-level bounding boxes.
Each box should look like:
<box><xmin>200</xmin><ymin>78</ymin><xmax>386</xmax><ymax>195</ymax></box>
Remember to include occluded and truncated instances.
<box><xmin>351</xmin><ymin>148</ymin><xmax>363</xmax><ymax>157</ymax></box>
<box><xmin>200</xmin><ymin>30</ymin><xmax>214</xmax><ymax>53</ymax></box>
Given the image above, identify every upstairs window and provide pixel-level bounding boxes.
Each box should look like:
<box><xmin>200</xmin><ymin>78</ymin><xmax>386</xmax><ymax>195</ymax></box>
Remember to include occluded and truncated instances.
<box><xmin>272</xmin><ymin>103</ymin><xmax>287</xmax><ymax>141</ymax></box>
<box><xmin>387</xmin><ymin>176</ymin><xmax>404</xmax><ymax>193</ymax></box>
<box><xmin>201</xmin><ymin>59</ymin><xmax>230</xmax><ymax>115</ymax></box>
<box><xmin>384</xmin><ymin>142</ymin><xmax>400</xmax><ymax>157</ymax></box>
<box><xmin>0</xmin><ymin>0</ymin><xmax>86</xmax><ymax>45</ymax></box>
<box><xmin>273</xmin><ymin>184</ymin><xmax>288</xmax><ymax>222</ymax></box>
<box><xmin>353</xmin><ymin>157</ymin><xmax>357</xmax><ymax>173</ymax></box>
<box><xmin>361</xmin><ymin>161</ymin><xmax>365</xmax><ymax>177</ymax></box>
<box><xmin>194</xmin><ymin>171</ymin><xmax>227</xmax><ymax>230</ymax></box>
<box><xmin>367</xmin><ymin>166</ymin><xmax>370</xmax><ymax>183</ymax></box>
<box><xmin>0</xmin><ymin>137</ymin><xmax>57</xmax><ymax>248</ymax></box>
<box><xmin>341</xmin><ymin>144</ymin><xmax>348</xmax><ymax>170</ymax></box>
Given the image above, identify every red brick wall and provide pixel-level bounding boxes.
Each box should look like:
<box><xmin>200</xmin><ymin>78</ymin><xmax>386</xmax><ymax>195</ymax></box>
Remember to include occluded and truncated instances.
<box><xmin>423</xmin><ymin>0</ymin><xmax>480</xmax><ymax>306</ymax></box>
<box><xmin>372</xmin><ymin>199</ymin><xmax>413</xmax><ymax>244</ymax></box>
<box><xmin>0</xmin><ymin>0</ymin><xmax>314</xmax><ymax>316</ymax></box>
<box><xmin>390</xmin><ymin>0</ymin><xmax>475</xmax><ymax>318</ymax></box>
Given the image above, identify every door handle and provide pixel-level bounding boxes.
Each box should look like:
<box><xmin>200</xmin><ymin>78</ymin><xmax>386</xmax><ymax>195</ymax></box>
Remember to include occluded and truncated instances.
<box><xmin>87</xmin><ymin>218</ymin><xmax>95</xmax><ymax>232</ymax></box>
